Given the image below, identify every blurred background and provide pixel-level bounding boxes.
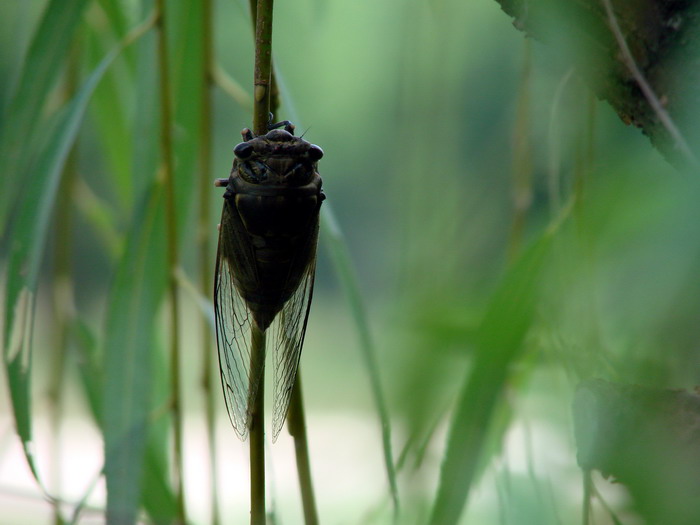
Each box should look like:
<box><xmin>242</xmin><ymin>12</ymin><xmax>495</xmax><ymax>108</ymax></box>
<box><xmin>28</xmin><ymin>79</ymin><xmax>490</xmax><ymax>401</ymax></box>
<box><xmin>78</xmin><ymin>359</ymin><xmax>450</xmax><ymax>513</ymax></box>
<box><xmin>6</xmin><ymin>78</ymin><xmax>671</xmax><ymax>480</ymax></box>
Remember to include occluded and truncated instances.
<box><xmin>2</xmin><ymin>0</ymin><xmax>699</xmax><ymax>523</ymax></box>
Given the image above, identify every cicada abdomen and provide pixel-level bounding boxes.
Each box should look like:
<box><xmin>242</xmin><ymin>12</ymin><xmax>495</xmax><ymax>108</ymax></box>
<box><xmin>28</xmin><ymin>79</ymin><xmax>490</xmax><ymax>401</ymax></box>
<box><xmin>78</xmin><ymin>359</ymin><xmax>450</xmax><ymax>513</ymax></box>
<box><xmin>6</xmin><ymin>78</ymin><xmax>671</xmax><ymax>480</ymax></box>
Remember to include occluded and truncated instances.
<box><xmin>214</xmin><ymin>121</ymin><xmax>324</xmax><ymax>441</ymax></box>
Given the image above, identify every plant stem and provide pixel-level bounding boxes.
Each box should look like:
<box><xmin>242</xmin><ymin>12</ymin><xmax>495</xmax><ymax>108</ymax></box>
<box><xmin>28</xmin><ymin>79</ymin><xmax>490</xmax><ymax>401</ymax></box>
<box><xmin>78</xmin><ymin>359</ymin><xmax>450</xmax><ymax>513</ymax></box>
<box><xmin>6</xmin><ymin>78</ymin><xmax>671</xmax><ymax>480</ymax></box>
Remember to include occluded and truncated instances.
<box><xmin>582</xmin><ymin>470</ymin><xmax>592</xmax><ymax>525</ymax></box>
<box><xmin>155</xmin><ymin>1</ymin><xmax>186</xmax><ymax>522</ymax></box>
<box><xmin>252</xmin><ymin>0</ymin><xmax>275</xmax><ymax>134</ymax></box>
<box><xmin>248</xmin><ymin>0</ymin><xmax>280</xmax><ymax>120</ymax></box>
<box><xmin>198</xmin><ymin>0</ymin><xmax>221</xmax><ymax>523</ymax></box>
<box><xmin>249</xmin><ymin>324</ymin><xmax>267</xmax><ymax>525</ymax></box>
<box><xmin>287</xmin><ymin>373</ymin><xmax>319</xmax><ymax>525</ymax></box>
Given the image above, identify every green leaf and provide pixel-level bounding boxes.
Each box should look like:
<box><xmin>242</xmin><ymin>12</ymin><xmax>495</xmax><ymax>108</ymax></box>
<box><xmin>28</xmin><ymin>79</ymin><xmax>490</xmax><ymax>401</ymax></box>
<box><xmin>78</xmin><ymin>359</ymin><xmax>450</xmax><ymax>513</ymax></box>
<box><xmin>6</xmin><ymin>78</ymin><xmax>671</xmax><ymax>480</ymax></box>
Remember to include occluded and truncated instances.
<box><xmin>321</xmin><ymin>204</ymin><xmax>400</xmax><ymax>513</ymax></box>
<box><xmin>2</xmin><ymin>47</ymin><xmax>122</xmax><ymax>486</ymax></box>
<box><xmin>168</xmin><ymin>0</ymin><xmax>205</xmax><ymax>236</ymax></box>
<box><xmin>102</xmin><ymin>9</ymin><xmax>171</xmax><ymax>522</ymax></box>
<box><xmin>102</xmin><ymin>182</ymin><xmax>168</xmax><ymax>524</ymax></box>
<box><xmin>72</xmin><ymin>319</ymin><xmax>105</xmax><ymax>424</ymax></box>
<box><xmin>428</xmin><ymin>233</ymin><xmax>553</xmax><ymax>525</ymax></box>
<box><xmin>140</xmin><ymin>345</ymin><xmax>178</xmax><ymax>525</ymax></box>
<box><xmin>73</xmin><ymin>318</ymin><xmax>177</xmax><ymax>525</ymax></box>
<box><xmin>85</xmin><ymin>25</ymin><xmax>135</xmax><ymax>209</ymax></box>
<box><xmin>0</xmin><ymin>0</ymin><xmax>91</xmax><ymax>228</ymax></box>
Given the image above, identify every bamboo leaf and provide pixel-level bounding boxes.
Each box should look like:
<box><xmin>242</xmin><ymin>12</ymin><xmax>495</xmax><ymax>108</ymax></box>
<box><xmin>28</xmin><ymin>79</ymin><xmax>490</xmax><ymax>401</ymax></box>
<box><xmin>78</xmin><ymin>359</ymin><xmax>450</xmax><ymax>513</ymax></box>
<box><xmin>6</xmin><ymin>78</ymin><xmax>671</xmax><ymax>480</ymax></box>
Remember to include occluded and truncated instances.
<box><xmin>428</xmin><ymin>233</ymin><xmax>553</xmax><ymax>525</ymax></box>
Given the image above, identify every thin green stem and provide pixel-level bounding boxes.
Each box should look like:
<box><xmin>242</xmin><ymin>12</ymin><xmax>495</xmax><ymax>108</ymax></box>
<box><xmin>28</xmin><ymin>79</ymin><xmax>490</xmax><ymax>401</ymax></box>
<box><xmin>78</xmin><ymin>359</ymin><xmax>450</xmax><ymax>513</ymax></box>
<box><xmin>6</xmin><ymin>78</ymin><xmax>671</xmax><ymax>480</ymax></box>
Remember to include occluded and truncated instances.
<box><xmin>155</xmin><ymin>1</ymin><xmax>186</xmax><ymax>522</ymax></box>
<box><xmin>247</xmin><ymin>2</ymin><xmax>275</xmax><ymax>522</ymax></box>
<box><xmin>249</xmin><ymin>324</ymin><xmax>267</xmax><ymax>525</ymax></box>
<box><xmin>288</xmin><ymin>374</ymin><xmax>319</xmax><ymax>525</ymax></box>
<box><xmin>211</xmin><ymin>63</ymin><xmax>253</xmax><ymax>110</ymax></box>
<box><xmin>198</xmin><ymin>0</ymin><xmax>221</xmax><ymax>523</ymax></box>
<box><xmin>252</xmin><ymin>0</ymin><xmax>275</xmax><ymax>134</ymax></box>
<box><xmin>248</xmin><ymin>0</ymin><xmax>280</xmax><ymax>120</ymax></box>
<box><xmin>582</xmin><ymin>470</ymin><xmax>592</xmax><ymax>525</ymax></box>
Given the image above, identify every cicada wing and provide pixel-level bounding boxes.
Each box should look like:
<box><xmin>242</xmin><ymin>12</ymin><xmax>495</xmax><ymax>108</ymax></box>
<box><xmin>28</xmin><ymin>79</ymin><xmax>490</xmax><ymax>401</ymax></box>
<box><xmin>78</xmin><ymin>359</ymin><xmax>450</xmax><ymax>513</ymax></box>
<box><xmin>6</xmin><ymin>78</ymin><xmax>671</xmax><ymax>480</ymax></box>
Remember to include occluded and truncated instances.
<box><xmin>214</xmin><ymin>199</ymin><xmax>264</xmax><ymax>440</ymax></box>
<box><xmin>270</xmin><ymin>225</ymin><xmax>319</xmax><ymax>442</ymax></box>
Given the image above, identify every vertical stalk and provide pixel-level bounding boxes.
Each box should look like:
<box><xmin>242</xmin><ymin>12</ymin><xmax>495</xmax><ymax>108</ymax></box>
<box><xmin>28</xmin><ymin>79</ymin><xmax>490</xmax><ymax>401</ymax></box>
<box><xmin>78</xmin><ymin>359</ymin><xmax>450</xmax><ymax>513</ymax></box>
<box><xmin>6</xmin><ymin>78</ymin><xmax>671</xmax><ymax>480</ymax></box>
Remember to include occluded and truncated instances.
<box><xmin>249</xmin><ymin>324</ymin><xmax>267</xmax><ymax>525</ymax></box>
<box><xmin>248</xmin><ymin>0</ymin><xmax>280</xmax><ymax>120</ymax></box>
<box><xmin>287</xmin><ymin>374</ymin><xmax>319</xmax><ymax>525</ymax></box>
<box><xmin>252</xmin><ymin>0</ymin><xmax>275</xmax><ymax>135</ymax></box>
<box><xmin>155</xmin><ymin>1</ymin><xmax>186</xmax><ymax>522</ymax></box>
<box><xmin>582</xmin><ymin>470</ymin><xmax>592</xmax><ymax>525</ymax></box>
<box><xmin>198</xmin><ymin>0</ymin><xmax>221</xmax><ymax>523</ymax></box>
<box><xmin>248</xmin><ymin>2</ymin><xmax>274</xmax><ymax>523</ymax></box>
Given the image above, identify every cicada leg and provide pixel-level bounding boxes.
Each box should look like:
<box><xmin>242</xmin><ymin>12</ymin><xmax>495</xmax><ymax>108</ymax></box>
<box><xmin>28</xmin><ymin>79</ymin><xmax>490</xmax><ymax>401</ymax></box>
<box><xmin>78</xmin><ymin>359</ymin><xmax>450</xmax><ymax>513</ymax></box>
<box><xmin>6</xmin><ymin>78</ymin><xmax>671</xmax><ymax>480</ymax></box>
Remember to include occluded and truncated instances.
<box><xmin>267</xmin><ymin>113</ymin><xmax>295</xmax><ymax>135</ymax></box>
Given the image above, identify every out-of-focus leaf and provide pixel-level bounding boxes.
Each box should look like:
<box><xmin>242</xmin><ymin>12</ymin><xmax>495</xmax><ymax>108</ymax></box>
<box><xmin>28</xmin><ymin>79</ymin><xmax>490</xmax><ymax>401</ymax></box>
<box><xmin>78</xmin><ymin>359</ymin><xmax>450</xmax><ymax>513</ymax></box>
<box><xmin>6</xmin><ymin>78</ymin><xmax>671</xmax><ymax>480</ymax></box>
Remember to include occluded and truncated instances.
<box><xmin>429</xmin><ymin>232</ymin><xmax>553</xmax><ymax>525</ymax></box>
<box><xmin>72</xmin><ymin>319</ymin><xmax>104</xmax><ymax>423</ymax></box>
<box><xmin>0</xmin><ymin>0</ymin><xmax>91</xmax><ymax>228</ymax></box>
<box><xmin>321</xmin><ymin>205</ymin><xmax>399</xmax><ymax>513</ymax></box>
<box><xmin>85</xmin><ymin>25</ymin><xmax>134</xmax><ymax>209</ymax></box>
<box><xmin>140</xmin><ymin>343</ymin><xmax>177</xmax><ymax>525</ymax></box>
<box><xmin>73</xmin><ymin>318</ymin><xmax>177</xmax><ymax>524</ymax></box>
<box><xmin>95</xmin><ymin>5</ymin><xmax>179</xmax><ymax>522</ymax></box>
<box><xmin>102</xmin><ymin>181</ymin><xmax>167</xmax><ymax>524</ymax></box>
<box><xmin>2</xmin><ymin>47</ymin><xmax>122</xmax><ymax>485</ymax></box>
<box><xmin>97</xmin><ymin>0</ymin><xmax>131</xmax><ymax>38</ymax></box>
<box><xmin>168</xmin><ymin>0</ymin><xmax>204</xmax><ymax>236</ymax></box>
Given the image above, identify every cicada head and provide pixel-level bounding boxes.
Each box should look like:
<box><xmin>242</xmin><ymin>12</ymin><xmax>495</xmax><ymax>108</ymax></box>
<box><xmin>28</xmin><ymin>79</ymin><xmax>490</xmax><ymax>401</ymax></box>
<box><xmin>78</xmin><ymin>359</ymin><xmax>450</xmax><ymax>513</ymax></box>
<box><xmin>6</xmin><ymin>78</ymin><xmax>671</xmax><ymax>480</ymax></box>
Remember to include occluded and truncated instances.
<box><xmin>231</xmin><ymin>127</ymin><xmax>323</xmax><ymax>187</ymax></box>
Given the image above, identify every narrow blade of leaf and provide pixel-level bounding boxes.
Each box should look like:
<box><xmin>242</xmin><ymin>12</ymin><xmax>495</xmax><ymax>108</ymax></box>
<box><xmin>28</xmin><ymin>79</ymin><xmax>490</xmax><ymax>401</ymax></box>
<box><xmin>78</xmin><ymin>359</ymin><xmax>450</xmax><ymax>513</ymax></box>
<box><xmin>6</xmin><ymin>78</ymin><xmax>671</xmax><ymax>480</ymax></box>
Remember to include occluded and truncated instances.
<box><xmin>321</xmin><ymin>204</ymin><xmax>400</xmax><ymax>513</ymax></box>
<box><xmin>102</xmin><ymin>182</ymin><xmax>167</xmax><ymax>524</ymax></box>
<box><xmin>428</xmin><ymin>233</ymin><xmax>552</xmax><ymax>525</ymax></box>
<box><xmin>2</xmin><ymin>48</ymin><xmax>122</xmax><ymax>487</ymax></box>
<box><xmin>72</xmin><ymin>318</ymin><xmax>177</xmax><ymax>524</ymax></box>
<box><xmin>0</xmin><ymin>0</ymin><xmax>91</xmax><ymax>227</ymax></box>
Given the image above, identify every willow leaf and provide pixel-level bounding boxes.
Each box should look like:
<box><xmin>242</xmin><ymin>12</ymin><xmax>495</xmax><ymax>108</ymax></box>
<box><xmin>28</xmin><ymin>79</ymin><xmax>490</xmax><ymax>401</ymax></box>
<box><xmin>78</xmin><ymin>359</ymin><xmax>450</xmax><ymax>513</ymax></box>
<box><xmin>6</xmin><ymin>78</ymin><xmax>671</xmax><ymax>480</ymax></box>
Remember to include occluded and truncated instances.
<box><xmin>2</xmin><ymin>48</ymin><xmax>121</xmax><ymax>486</ymax></box>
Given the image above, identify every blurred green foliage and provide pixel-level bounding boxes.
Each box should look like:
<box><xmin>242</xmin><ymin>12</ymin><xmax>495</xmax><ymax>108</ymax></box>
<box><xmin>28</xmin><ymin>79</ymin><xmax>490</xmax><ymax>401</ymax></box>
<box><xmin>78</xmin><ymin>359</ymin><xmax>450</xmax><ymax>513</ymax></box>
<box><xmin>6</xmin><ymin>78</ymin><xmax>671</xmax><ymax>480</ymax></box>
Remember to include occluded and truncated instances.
<box><xmin>1</xmin><ymin>0</ymin><xmax>699</xmax><ymax>524</ymax></box>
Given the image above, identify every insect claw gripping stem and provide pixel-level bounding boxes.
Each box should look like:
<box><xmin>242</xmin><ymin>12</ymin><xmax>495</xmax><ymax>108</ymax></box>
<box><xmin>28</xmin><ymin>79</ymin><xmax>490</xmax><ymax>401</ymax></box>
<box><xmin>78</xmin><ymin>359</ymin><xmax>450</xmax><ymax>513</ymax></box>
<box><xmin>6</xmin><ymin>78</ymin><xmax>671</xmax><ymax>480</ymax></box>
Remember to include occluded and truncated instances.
<box><xmin>267</xmin><ymin>113</ymin><xmax>296</xmax><ymax>135</ymax></box>
<box><xmin>271</xmin><ymin>121</ymin><xmax>295</xmax><ymax>134</ymax></box>
<box><xmin>241</xmin><ymin>128</ymin><xmax>254</xmax><ymax>141</ymax></box>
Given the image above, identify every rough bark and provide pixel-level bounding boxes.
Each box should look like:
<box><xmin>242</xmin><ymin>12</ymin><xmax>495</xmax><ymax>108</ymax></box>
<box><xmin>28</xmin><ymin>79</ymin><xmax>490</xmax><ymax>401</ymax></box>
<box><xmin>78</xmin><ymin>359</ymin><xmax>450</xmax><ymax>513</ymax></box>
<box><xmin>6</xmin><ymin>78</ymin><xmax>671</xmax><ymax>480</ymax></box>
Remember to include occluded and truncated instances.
<box><xmin>496</xmin><ymin>0</ymin><xmax>700</xmax><ymax>169</ymax></box>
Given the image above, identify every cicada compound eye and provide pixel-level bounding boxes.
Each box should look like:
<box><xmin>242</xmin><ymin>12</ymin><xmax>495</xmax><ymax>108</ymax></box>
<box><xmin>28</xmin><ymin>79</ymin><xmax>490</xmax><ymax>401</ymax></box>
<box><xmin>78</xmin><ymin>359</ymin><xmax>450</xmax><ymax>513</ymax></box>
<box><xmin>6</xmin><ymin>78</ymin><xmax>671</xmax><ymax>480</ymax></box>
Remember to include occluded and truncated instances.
<box><xmin>233</xmin><ymin>142</ymin><xmax>254</xmax><ymax>159</ymax></box>
<box><xmin>308</xmin><ymin>145</ymin><xmax>324</xmax><ymax>161</ymax></box>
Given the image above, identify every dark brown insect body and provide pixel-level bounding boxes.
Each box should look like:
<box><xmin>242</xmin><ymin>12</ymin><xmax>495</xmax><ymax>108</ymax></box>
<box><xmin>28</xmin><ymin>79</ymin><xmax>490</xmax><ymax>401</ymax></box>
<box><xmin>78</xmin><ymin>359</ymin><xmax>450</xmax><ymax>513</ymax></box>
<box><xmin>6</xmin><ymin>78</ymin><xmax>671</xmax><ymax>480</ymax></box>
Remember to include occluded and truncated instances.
<box><xmin>214</xmin><ymin>121</ymin><xmax>324</xmax><ymax>440</ymax></box>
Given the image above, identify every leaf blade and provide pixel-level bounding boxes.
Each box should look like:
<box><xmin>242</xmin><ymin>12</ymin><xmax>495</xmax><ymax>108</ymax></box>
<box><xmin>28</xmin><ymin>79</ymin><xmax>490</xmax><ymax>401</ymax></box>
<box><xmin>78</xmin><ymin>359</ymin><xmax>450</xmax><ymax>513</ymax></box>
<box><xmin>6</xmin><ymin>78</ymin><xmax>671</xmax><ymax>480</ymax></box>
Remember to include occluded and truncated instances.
<box><xmin>428</xmin><ymin>234</ymin><xmax>553</xmax><ymax>525</ymax></box>
<box><xmin>2</xmin><ymin>47</ymin><xmax>123</xmax><ymax>487</ymax></box>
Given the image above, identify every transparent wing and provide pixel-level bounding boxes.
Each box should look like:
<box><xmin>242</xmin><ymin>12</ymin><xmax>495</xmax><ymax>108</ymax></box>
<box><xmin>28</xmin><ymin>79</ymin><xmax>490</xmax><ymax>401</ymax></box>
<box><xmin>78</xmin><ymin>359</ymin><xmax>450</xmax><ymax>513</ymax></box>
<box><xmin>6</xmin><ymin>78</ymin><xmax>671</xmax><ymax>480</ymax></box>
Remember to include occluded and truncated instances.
<box><xmin>214</xmin><ymin>200</ymin><xmax>264</xmax><ymax>440</ymax></box>
<box><xmin>270</xmin><ymin>232</ymin><xmax>319</xmax><ymax>442</ymax></box>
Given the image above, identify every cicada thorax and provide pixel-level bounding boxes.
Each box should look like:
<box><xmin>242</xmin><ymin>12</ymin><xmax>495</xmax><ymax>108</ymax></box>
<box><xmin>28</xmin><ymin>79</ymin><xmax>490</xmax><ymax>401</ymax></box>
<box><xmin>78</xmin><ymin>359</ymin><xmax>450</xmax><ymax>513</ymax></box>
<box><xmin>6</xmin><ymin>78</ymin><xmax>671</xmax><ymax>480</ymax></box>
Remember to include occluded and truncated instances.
<box><xmin>222</xmin><ymin>128</ymin><xmax>324</xmax><ymax>330</ymax></box>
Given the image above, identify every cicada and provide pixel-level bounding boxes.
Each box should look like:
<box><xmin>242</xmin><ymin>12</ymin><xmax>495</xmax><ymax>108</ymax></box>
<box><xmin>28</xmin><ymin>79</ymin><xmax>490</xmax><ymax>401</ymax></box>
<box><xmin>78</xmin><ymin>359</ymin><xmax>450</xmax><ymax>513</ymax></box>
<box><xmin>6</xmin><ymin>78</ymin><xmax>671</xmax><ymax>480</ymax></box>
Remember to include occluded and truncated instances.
<box><xmin>214</xmin><ymin>120</ymin><xmax>324</xmax><ymax>442</ymax></box>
